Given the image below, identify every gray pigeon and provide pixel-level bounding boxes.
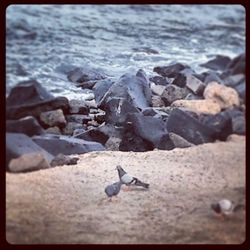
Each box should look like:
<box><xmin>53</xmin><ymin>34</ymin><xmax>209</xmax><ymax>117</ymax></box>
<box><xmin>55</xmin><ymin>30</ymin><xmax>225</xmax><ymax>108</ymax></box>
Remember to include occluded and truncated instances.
<box><xmin>105</xmin><ymin>181</ymin><xmax>123</xmax><ymax>201</ymax></box>
<box><xmin>116</xmin><ymin>165</ymin><xmax>149</xmax><ymax>189</ymax></box>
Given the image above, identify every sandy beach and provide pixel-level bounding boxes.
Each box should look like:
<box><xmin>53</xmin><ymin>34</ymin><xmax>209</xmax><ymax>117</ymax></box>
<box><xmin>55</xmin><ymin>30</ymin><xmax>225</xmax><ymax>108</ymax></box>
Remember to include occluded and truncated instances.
<box><xmin>6</xmin><ymin>134</ymin><xmax>245</xmax><ymax>244</ymax></box>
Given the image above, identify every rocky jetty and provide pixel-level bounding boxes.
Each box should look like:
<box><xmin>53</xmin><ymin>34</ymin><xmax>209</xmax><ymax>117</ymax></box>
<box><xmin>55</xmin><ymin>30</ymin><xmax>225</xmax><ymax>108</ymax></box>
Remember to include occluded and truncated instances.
<box><xmin>5</xmin><ymin>53</ymin><xmax>245</xmax><ymax>172</ymax></box>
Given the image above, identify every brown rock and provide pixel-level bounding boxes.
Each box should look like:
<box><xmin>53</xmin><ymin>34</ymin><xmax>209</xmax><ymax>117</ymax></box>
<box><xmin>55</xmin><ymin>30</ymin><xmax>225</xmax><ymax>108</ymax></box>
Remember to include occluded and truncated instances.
<box><xmin>171</xmin><ymin>99</ymin><xmax>221</xmax><ymax>115</ymax></box>
<box><xmin>204</xmin><ymin>81</ymin><xmax>240</xmax><ymax>109</ymax></box>
<box><xmin>8</xmin><ymin>152</ymin><xmax>51</xmax><ymax>173</ymax></box>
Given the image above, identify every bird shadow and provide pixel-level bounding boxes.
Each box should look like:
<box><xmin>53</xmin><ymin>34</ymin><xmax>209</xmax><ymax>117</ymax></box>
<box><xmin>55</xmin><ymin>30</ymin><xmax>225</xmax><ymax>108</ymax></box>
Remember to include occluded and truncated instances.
<box><xmin>122</xmin><ymin>187</ymin><xmax>150</xmax><ymax>192</ymax></box>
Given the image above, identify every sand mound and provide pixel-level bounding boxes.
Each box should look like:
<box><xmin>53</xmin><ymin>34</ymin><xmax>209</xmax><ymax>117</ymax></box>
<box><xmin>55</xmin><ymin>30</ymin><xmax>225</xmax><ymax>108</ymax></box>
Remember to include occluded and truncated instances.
<box><xmin>6</xmin><ymin>135</ymin><xmax>245</xmax><ymax>244</ymax></box>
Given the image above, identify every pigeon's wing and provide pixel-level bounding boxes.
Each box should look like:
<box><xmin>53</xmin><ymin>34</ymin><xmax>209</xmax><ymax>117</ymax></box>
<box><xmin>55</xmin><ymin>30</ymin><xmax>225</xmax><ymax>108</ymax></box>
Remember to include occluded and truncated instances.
<box><xmin>121</xmin><ymin>173</ymin><xmax>134</xmax><ymax>185</ymax></box>
<box><xmin>134</xmin><ymin>178</ymin><xmax>150</xmax><ymax>188</ymax></box>
<box><xmin>113</xmin><ymin>183</ymin><xmax>121</xmax><ymax>195</ymax></box>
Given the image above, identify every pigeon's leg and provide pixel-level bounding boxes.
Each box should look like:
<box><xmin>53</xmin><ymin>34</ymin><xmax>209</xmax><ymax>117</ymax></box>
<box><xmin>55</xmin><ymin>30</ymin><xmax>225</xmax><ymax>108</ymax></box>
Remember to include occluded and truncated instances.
<box><xmin>122</xmin><ymin>185</ymin><xmax>131</xmax><ymax>192</ymax></box>
<box><xmin>113</xmin><ymin>196</ymin><xmax>120</xmax><ymax>202</ymax></box>
<box><xmin>108</xmin><ymin>197</ymin><xmax>113</xmax><ymax>202</ymax></box>
<box><xmin>214</xmin><ymin>213</ymin><xmax>225</xmax><ymax>221</ymax></box>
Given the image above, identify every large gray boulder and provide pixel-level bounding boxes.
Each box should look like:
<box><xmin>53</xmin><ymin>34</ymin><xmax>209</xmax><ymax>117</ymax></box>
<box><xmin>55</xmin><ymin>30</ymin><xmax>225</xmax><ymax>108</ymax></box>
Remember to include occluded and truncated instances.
<box><xmin>101</xmin><ymin>69</ymin><xmax>152</xmax><ymax>111</ymax></box>
<box><xmin>103</xmin><ymin>98</ymin><xmax>140</xmax><ymax>126</ymax></box>
<box><xmin>166</xmin><ymin>108</ymin><xmax>218</xmax><ymax>145</ymax></box>
<box><xmin>119</xmin><ymin>112</ymin><xmax>174</xmax><ymax>151</ymax></box>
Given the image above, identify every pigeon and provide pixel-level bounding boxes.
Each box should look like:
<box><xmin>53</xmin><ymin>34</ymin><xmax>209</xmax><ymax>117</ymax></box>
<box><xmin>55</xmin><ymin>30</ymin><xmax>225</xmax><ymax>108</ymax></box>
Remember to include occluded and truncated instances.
<box><xmin>116</xmin><ymin>165</ymin><xmax>149</xmax><ymax>189</ymax></box>
<box><xmin>105</xmin><ymin>181</ymin><xmax>123</xmax><ymax>201</ymax></box>
<box><xmin>211</xmin><ymin>199</ymin><xmax>244</xmax><ymax>219</ymax></box>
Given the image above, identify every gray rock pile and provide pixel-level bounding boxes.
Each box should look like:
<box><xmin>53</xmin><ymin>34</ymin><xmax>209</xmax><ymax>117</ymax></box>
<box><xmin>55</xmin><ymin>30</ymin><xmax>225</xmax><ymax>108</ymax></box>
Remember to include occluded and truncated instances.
<box><xmin>6</xmin><ymin>53</ymin><xmax>245</xmax><ymax>172</ymax></box>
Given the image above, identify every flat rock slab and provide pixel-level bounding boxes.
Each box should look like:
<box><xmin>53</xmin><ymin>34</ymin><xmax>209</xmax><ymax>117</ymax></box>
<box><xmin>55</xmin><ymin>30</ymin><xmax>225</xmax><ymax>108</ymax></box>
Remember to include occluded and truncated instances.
<box><xmin>32</xmin><ymin>134</ymin><xmax>105</xmax><ymax>156</ymax></box>
<box><xmin>6</xmin><ymin>135</ymin><xmax>245</xmax><ymax>244</ymax></box>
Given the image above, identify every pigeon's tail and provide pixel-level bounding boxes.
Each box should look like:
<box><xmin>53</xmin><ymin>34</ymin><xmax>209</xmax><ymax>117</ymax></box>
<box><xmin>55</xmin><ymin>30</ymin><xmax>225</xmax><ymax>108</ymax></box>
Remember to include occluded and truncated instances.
<box><xmin>133</xmin><ymin>178</ymin><xmax>150</xmax><ymax>189</ymax></box>
<box><xmin>233</xmin><ymin>204</ymin><xmax>245</xmax><ymax>212</ymax></box>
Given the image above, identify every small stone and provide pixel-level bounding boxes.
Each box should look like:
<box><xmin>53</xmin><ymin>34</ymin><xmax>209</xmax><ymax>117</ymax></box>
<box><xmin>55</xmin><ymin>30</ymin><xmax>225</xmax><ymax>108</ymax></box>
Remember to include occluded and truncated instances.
<box><xmin>204</xmin><ymin>81</ymin><xmax>240</xmax><ymax>109</ymax></box>
<box><xmin>185</xmin><ymin>75</ymin><xmax>206</xmax><ymax>95</ymax></box>
<box><xmin>68</xmin><ymin>99</ymin><xmax>89</xmax><ymax>114</ymax></box>
<box><xmin>94</xmin><ymin>112</ymin><xmax>106</xmax><ymax>124</ymax></box>
<box><xmin>172</xmin><ymin>74</ymin><xmax>187</xmax><ymax>87</ymax></box>
<box><xmin>87</xmin><ymin>120</ymin><xmax>100</xmax><ymax>127</ymax></box>
<box><xmin>65</xmin><ymin>114</ymin><xmax>91</xmax><ymax>124</ymax></box>
<box><xmin>40</xmin><ymin>109</ymin><xmax>67</xmax><ymax>128</ymax></box>
<box><xmin>151</xmin><ymin>95</ymin><xmax>165</xmax><ymax>107</ymax></box>
<box><xmin>150</xmin><ymin>82</ymin><xmax>166</xmax><ymax>96</ymax></box>
<box><xmin>161</xmin><ymin>84</ymin><xmax>189</xmax><ymax>105</ymax></box>
<box><xmin>51</xmin><ymin>153</ymin><xmax>79</xmax><ymax>167</ymax></box>
<box><xmin>84</xmin><ymin>99</ymin><xmax>98</xmax><ymax>108</ymax></box>
<box><xmin>62</xmin><ymin>122</ymin><xmax>84</xmax><ymax>135</ymax></box>
<box><xmin>149</xmin><ymin>76</ymin><xmax>169</xmax><ymax>85</ymax></box>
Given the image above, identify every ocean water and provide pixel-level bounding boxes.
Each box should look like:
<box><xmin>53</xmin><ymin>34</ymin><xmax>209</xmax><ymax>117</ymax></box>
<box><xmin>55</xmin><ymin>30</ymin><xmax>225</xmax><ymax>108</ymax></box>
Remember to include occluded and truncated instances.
<box><xmin>6</xmin><ymin>4</ymin><xmax>245</xmax><ymax>100</ymax></box>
